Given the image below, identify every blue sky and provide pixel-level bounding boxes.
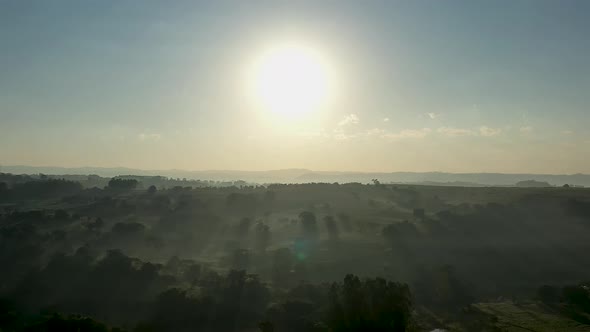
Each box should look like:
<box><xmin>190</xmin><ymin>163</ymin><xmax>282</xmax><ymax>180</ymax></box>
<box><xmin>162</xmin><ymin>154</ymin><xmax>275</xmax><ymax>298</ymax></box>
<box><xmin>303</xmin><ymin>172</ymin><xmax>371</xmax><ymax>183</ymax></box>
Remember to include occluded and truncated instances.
<box><xmin>1</xmin><ymin>0</ymin><xmax>589</xmax><ymax>173</ymax></box>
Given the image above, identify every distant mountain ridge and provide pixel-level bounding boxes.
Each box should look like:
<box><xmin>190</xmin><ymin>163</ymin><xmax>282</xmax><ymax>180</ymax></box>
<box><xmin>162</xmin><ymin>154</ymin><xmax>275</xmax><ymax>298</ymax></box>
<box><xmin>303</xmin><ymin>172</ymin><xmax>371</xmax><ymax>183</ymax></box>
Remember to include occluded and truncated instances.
<box><xmin>295</xmin><ymin>171</ymin><xmax>590</xmax><ymax>187</ymax></box>
<box><xmin>1</xmin><ymin>165</ymin><xmax>589</xmax><ymax>187</ymax></box>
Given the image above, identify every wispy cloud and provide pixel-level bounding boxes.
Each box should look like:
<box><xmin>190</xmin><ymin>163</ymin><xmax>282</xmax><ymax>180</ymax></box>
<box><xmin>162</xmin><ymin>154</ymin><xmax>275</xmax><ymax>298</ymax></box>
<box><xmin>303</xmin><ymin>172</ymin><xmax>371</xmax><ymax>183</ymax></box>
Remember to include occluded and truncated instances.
<box><xmin>308</xmin><ymin>123</ymin><xmax>505</xmax><ymax>142</ymax></box>
<box><xmin>383</xmin><ymin>128</ymin><xmax>432</xmax><ymax>140</ymax></box>
<box><xmin>479</xmin><ymin>126</ymin><xmax>503</xmax><ymax>137</ymax></box>
<box><xmin>338</xmin><ymin>114</ymin><xmax>359</xmax><ymax>126</ymax></box>
<box><xmin>562</xmin><ymin>130</ymin><xmax>574</xmax><ymax>135</ymax></box>
<box><xmin>138</xmin><ymin>133</ymin><xmax>162</xmax><ymax>141</ymax></box>
<box><xmin>332</xmin><ymin>127</ymin><xmax>357</xmax><ymax>141</ymax></box>
<box><xmin>437</xmin><ymin>127</ymin><xmax>476</xmax><ymax>137</ymax></box>
<box><xmin>427</xmin><ymin>112</ymin><xmax>441</xmax><ymax>119</ymax></box>
<box><xmin>383</xmin><ymin>117</ymin><xmax>390</xmax><ymax>122</ymax></box>
<box><xmin>332</xmin><ymin>127</ymin><xmax>431</xmax><ymax>141</ymax></box>
<box><xmin>333</xmin><ymin>132</ymin><xmax>357</xmax><ymax>141</ymax></box>
<box><xmin>436</xmin><ymin>126</ymin><xmax>503</xmax><ymax>137</ymax></box>
<box><xmin>367</xmin><ymin>128</ymin><xmax>386</xmax><ymax>136</ymax></box>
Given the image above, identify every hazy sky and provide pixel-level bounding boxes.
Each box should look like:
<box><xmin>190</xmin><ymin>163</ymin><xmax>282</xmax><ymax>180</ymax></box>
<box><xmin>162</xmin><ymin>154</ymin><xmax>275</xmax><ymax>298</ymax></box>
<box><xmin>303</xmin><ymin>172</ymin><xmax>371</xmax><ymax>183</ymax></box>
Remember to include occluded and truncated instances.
<box><xmin>1</xmin><ymin>0</ymin><xmax>589</xmax><ymax>173</ymax></box>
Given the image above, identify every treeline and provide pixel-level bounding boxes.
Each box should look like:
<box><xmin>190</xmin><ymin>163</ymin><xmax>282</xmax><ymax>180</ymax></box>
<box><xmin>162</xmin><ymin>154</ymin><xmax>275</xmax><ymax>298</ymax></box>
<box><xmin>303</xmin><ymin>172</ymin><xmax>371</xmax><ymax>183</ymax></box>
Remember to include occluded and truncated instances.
<box><xmin>2</xmin><ymin>176</ymin><xmax>590</xmax><ymax>330</ymax></box>
<box><xmin>0</xmin><ymin>249</ymin><xmax>414</xmax><ymax>332</ymax></box>
<box><xmin>0</xmin><ymin>173</ymin><xmax>252</xmax><ymax>191</ymax></box>
<box><xmin>0</xmin><ymin>179</ymin><xmax>83</xmax><ymax>200</ymax></box>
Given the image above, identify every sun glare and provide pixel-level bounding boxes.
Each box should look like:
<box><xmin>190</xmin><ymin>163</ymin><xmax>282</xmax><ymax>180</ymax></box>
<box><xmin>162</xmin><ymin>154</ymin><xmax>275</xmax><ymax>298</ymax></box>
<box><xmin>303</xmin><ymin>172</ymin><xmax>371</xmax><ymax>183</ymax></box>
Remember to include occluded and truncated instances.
<box><xmin>249</xmin><ymin>43</ymin><xmax>332</xmax><ymax>118</ymax></box>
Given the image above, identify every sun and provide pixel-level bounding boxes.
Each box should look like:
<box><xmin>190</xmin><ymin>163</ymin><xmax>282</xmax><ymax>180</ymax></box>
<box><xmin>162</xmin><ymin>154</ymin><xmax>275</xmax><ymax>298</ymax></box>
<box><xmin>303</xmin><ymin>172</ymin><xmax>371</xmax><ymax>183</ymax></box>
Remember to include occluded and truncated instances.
<box><xmin>248</xmin><ymin>43</ymin><xmax>332</xmax><ymax>118</ymax></box>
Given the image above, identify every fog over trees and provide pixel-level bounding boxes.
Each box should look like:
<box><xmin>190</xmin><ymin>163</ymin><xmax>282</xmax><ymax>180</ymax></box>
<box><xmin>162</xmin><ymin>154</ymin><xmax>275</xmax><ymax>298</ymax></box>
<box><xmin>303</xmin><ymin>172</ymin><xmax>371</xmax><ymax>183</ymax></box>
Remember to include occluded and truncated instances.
<box><xmin>1</xmin><ymin>172</ymin><xmax>590</xmax><ymax>331</ymax></box>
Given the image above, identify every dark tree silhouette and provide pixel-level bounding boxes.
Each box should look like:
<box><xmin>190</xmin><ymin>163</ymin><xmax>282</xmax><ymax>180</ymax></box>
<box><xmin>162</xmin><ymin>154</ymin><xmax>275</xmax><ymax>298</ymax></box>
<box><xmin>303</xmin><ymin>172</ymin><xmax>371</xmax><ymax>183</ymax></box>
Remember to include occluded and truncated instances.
<box><xmin>107</xmin><ymin>178</ymin><xmax>138</xmax><ymax>191</ymax></box>
<box><xmin>412</xmin><ymin>208</ymin><xmax>425</xmax><ymax>219</ymax></box>
<box><xmin>147</xmin><ymin>185</ymin><xmax>157</xmax><ymax>194</ymax></box>
<box><xmin>236</xmin><ymin>217</ymin><xmax>252</xmax><ymax>238</ymax></box>
<box><xmin>231</xmin><ymin>249</ymin><xmax>250</xmax><ymax>270</ymax></box>
<box><xmin>323</xmin><ymin>216</ymin><xmax>340</xmax><ymax>241</ymax></box>
<box><xmin>255</xmin><ymin>222</ymin><xmax>271</xmax><ymax>252</ymax></box>
<box><xmin>271</xmin><ymin>248</ymin><xmax>294</xmax><ymax>288</ymax></box>
<box><xmin>327</xmin><ymin>274</ymin><xmax>413</xmax><ymax>331</ymax></box>
<box><xmin>299</xmin><ymin>211</ymin><xmax>318</xmax><ymax>239</ymax></box>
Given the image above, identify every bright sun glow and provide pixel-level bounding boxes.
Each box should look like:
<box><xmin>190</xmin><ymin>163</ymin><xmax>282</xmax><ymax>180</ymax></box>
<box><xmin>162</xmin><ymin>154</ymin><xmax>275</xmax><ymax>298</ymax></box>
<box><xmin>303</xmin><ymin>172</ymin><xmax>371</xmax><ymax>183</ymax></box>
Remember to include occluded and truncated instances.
<box><xmin>249</xmin><ymin>43</ymin><xmax>332</xmax><ymax>118</ymax></box>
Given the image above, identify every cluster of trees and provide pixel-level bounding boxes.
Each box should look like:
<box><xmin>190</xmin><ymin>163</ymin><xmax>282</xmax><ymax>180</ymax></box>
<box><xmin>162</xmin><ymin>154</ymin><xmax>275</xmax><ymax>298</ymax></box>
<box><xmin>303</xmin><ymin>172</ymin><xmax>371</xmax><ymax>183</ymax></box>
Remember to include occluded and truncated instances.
<box><xmin>537</xmin><ymin>282</ymin><xmax>590</xmax><ymax>324</ymax></box>
<box><xmin>326</xmin><ymin>275</ymin><xmax>412</xmax><ymax>331</ymax></box>
<box><xmin>107</xmin><ymin>178</ymin><xmax>139</xmax><ymax>191</ymax></box>
<box><xmin>0</xmin><ymin>179</ymin><xmax>83</xmax><ymax>199</ymax></box>
<box><xmin>0</xmin><ymin>310</ymin><xmax>119</xmax><ymax>332</ymax></box>
<box><xmin>2</xmin><ymin>174</ymin><xmax>590</xmax><ymax>330</ymax></box>
<box><xmin>0</xmin><ymin>246</ymin><xmax>415</xmax><ymax>331</ymax></box>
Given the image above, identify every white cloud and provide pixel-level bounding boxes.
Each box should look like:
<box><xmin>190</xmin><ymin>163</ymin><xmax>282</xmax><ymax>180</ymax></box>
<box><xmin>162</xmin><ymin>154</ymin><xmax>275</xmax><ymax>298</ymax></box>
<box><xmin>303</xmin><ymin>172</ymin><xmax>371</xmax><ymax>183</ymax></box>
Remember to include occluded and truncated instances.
<box><xmin>366</xmin><ymin>128</ymin><xmax>386</xmax><ymax>136</ymax></box>
<box><xmin>138</xmin><ymin>133</ymin><xmax>162</xmax><ymax>141</ymax></box>
<box><xmin>427</xmin><ymin>112</ymin><xmax>440</xmax><ymax>119</ymax></box>
<box><xmin>383</xmin><ymin>128</ymin><xmax>431</xmax><ymax>140</ymax></box>
<box><xmin>520</xmin><ymin>126</ymin><xmax>533</xmax><ymax>134</ymax></box>
<box><xmin>437</xmin><ymin>127</ymin><xmax>476</xmax><ymax>137</ymax></box>
<box><xmin>326</xmin><ymin>127</ymin><xmax>432</xmax><ymax>141</ymax></box>
<box><xmin>333</xmin><ymin>132</ymin><xmax>356</xmax><ymax>140</ymax></box>
<box><xmin>437</xmin><ymin>126</ymin><xmax>503</xmax><ymax>137</ymax></box>
<box><xmin>479</xmin><ymin>126</ymin><xmax>503</xmax><ymax>137</ymax></box>
<box><xmin>332</xmin><ymin>127</ymin><xmax>357</xmax><ymax>140</ymax></box>
<box><xmin>338</xmin><ymin>114</ymin><xmax>359</xmax><ymax>126</ymax></box>
<box><xmin>330</xmin><ymin>125</ymin><xmax>503</xmax><ymax>141</ymax></box>
<box><xmin>383</xmin><ymin>117</ymin><xmax>390</xmax><ymax>122</ymax></box>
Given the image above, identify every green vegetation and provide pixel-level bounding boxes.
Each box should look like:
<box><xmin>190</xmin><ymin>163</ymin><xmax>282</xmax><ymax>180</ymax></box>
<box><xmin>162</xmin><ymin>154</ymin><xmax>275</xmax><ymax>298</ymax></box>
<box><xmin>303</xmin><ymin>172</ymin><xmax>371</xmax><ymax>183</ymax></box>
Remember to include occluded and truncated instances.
<box><xmin>474</xmin><ymin>302</ymin><xmax>590</xmax><ymax>332</ymax></box>
<box><xmin>1</xmin><ymin>173</ymin><xmax>590</xmax><ymax>331</ymax></box>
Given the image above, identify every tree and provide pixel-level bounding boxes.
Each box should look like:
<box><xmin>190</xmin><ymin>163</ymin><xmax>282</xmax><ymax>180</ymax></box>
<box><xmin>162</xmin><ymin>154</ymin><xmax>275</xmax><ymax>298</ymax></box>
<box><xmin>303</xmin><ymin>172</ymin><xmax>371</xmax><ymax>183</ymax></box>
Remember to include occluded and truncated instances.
<box><xmin>298</xmin><ymin>211</ymin><xmax>318</xmax><ymax>238</ymax></box>
<box><xmin>231</xmin><ymin>249</ymin><xmax>250</xmax><ymax>270</ymax></box>
<box><xmin>147</xmin><ymin>185</ymin><xmax>157</xmax><ymax>194</ymax></box>
<box><xmin>149</xmin><ymin>288</ymin><xmax>211</xmax><ymax>332</ymax></box>
<box><xmin>255</xmin><ymin>222</ymin><xmax>271</xmax><ymax>252</ymax></box>
<box><xmin>268</xmin><ymin>299</ymin><xmax>317</xmax><ymax>332</ymax></box>
<box><xmin>107</xmin><ymin>178</ymin><xmax>138</xmax><ymax>191</ymax></box>
<box><xmin>90</xmin><ymin>217</ymin><xmax>104</xmax><ymax>231</ymax></box>
<box><xmin>324</xmin><ymin>216</ymin><xmax>340</xmax><ymax>241</ymax></box>
<box><xmin>264</xmin><ymin>190</ymin><xmax>276</xmax><ymax>203</ymax></box>
<box><xmin>23</xmin><ymin>313</ymin><xmax>110</xmax><ymax>332</ymax></box>
<box><xmin>413</xmin><ymin>265</ymin><xmax>473</xmax><ymax>309</ymax></box>
<box><xmin>563</xmin><ymin>285</ymin><xmax>590</xmax><ymax>312</ymax></box>
<box><xmin>327</xmin><ymin>274</ymin><xmax>413</xmax><ymax>331</ymax></box>
<box><xmin>382</xmin><ymin>222</ymin><xmax>419</xmax><ymax>248</ymax></box>
<box><xmin>271</xmin><ymin>248</ymin><xmax>294</xmax><ymax>288</ymax></box>
<box><xmin>413</xmin><ymin>208</ymin><xmax>425</xmax><ymax>219</ymax></box>
<box><xmin>337</xmin><ymin>213</ymin><xmax>353</xmax><ymax>232</ymax></box>
<box><xmin>236</xmin><ymin>218</ymin><xmax>252</xmax><ymax>238</ymax></box>
<box><xmin>259</xmin><ymin>321</ymin><xmax>274</xmax><ymax>332</ymax></box>
<box><xmin>12</xmin><ymin>179</ymin><xmax>82</xmax><ymax>198</ymax></box>
<box><xmin>226</xmin><ymin>193</ymin><xmax>258</xmax><ymax>216</ymax></box>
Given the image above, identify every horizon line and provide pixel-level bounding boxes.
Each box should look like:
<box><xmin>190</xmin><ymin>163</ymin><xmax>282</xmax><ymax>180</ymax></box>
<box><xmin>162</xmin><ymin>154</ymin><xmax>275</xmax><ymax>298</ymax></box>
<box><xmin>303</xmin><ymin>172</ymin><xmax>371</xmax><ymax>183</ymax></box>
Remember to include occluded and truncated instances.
<box><xmin>1</xmin><ymin>164</ymin><xmax>588</xmax><ymax>177</ymax></box>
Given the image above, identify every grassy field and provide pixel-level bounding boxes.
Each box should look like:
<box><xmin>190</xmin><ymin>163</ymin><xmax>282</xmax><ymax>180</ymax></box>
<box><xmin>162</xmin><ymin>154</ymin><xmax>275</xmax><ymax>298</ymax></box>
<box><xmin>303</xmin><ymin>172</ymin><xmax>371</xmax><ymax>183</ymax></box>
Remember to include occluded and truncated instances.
<box><xmin>473</xmin><ymin>302</ymin><xmax>590</xmax><ymax>332</ymax></box>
